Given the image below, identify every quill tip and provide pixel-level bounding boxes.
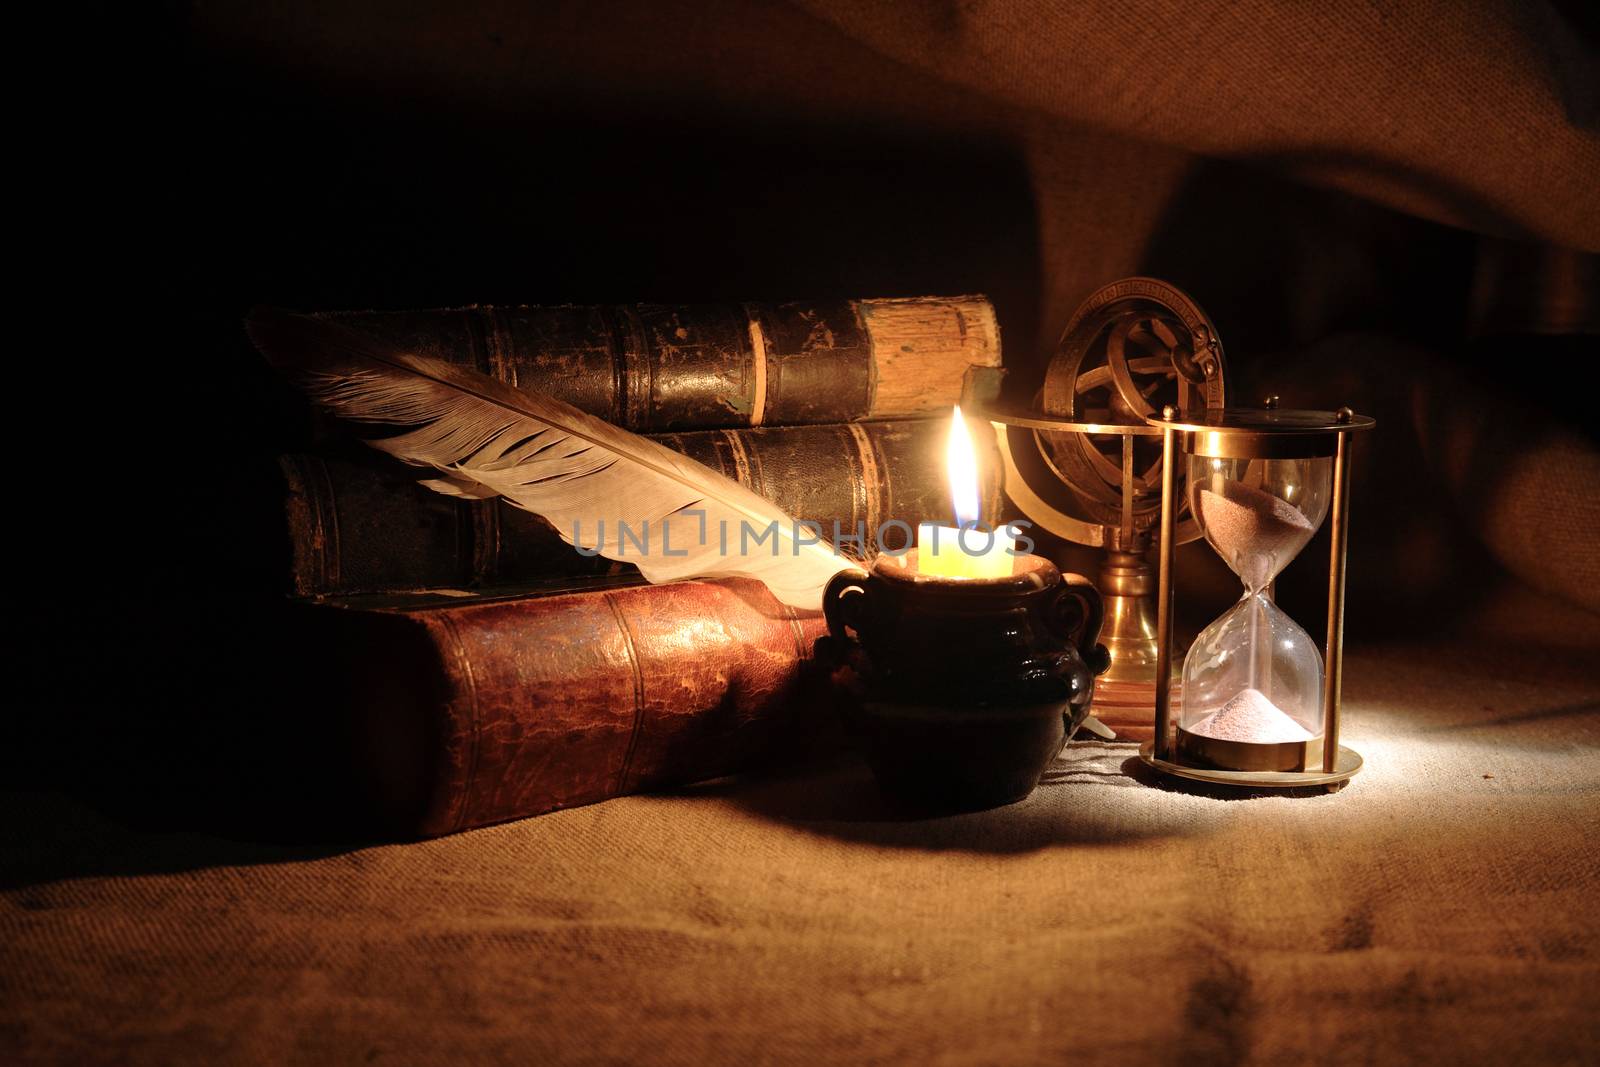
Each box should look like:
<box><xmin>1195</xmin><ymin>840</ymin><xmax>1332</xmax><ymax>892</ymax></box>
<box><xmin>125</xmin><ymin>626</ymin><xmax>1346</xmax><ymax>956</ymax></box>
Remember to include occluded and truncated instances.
<box><xmin>244</xmin><ymin>305</ymin><xmax>310</xmax><ymax>370</ymax></box>
<box><xmin>246</xmin><ymin>305</ymin><xmax>389</xmax><ymax>378</ymax></box>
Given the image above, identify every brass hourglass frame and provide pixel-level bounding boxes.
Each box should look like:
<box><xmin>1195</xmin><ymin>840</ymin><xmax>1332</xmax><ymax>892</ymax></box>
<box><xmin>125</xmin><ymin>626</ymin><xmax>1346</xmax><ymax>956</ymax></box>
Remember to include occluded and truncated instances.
<box><xmin>1140</xmin><ymin>403</ymin><xmax>1376</xmax><ymax>789</ymax></box>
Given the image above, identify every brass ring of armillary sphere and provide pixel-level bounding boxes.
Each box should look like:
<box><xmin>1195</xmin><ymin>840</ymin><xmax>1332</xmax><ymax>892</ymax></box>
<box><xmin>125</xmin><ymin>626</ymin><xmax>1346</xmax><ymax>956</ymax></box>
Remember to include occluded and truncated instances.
<box><xmin>1036</xmin><ymin>277</ymin><xmax>1227</xmax><ymax>541</ymax></box>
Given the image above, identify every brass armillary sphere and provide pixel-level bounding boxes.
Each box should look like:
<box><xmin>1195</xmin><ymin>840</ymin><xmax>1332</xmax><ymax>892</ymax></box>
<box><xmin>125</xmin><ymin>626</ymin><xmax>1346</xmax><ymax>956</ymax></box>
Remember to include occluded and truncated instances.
<box><xmin>985</xmin><ymin>278</ymin><xmax>1228</xmax><ymax>738</ymax></box>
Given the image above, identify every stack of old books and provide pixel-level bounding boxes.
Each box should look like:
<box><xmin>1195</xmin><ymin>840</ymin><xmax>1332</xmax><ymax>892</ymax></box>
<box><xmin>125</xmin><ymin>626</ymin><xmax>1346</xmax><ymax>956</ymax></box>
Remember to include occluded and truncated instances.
<box><xmin>274</xmin><ymin>296</ymin><xmax>1003</xmax><ymax>835</ymax></box>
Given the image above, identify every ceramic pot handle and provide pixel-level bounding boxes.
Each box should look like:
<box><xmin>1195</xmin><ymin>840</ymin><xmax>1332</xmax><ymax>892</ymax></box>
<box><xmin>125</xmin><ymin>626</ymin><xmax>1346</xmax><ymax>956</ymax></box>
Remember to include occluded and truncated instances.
<box><xmin>822</xmin><ymin>568</ymin><xmax>872</xmax><ymax>641</ymax></box>
<box><xmin>1051</xmin><ymin>572</ymin><xmax>1111</xmax><ymax>675</ymax></box>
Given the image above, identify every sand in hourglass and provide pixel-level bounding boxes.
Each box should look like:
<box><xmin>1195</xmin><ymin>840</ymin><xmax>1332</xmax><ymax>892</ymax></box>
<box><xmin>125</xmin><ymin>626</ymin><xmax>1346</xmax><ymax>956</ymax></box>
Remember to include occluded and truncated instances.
<box><xmin>1187</xmin><ymin>688</ymin><xmax>1314</xmax><ymax>743</ymax></box>
<box><xmin>1198</xmin><ymin>482</ymin><xmax>1314</xmax><ymax>592</ymax></box>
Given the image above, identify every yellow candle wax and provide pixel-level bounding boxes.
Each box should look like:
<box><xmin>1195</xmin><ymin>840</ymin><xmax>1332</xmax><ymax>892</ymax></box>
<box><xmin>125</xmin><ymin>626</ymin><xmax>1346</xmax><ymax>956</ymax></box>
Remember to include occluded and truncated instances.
<box><xmin>917</xmin><ymin>522</ymin><xmax>1017</xmax><ymax>579</ymax></box>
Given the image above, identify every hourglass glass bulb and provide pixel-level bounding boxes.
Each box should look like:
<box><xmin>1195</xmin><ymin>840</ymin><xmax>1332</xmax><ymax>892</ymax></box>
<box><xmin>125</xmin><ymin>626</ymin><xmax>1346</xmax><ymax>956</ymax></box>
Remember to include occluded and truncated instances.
<box><xmin>1178</xmin><ymin>591</ymin><xmax>1325</xmax><ymax>768</ymax></box>
<box><xmin>1177</xmin><ymin>449</ymin><xmax>1335</xmax><ymax>771</ymax></box>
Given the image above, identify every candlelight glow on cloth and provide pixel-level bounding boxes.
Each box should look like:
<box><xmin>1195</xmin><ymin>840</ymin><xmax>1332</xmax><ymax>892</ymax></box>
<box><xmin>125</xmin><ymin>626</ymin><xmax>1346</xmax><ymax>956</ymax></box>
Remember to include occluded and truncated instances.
<box><xmin>917</xmin><ymin>406</ymin><xmax>1016</xmax><ymax>578</ymax></box>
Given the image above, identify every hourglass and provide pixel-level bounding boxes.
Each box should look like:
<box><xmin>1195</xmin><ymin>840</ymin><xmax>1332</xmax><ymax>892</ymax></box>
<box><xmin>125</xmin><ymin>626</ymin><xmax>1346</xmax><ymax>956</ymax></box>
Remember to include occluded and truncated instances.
<box><xmin>1140</xmin><ymin>402</ymin><xmax>1375</xmax><ymax>788</ymax></box>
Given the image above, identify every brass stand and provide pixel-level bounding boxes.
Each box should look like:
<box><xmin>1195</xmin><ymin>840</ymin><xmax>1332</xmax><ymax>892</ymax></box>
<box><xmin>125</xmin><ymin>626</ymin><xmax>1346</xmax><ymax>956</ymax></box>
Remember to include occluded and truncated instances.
<box><xmin>1139</xmin><ymin>741</ymin><xmax>1363</xmax><ymax>788</ymax></box>
<box><xmin>989</xmin><ymin>413</ymin><xmax>1188</xmax><ymax>740</ymax></box>
<box><xmin>982</xmin><ymin>277</ymin><xmax>1229</xmax><ymax>741</ymax></box>
<box><xmin>1090</xmin><ymin>554</ymin><xmax>1179</xmax><ymax>739</ymax></box>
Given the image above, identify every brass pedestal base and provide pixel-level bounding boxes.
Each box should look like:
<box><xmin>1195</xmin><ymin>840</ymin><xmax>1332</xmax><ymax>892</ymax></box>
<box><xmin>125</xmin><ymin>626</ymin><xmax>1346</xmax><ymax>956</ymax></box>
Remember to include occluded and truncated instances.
<box><xmin>1138</xmin><ymin>741</ymin><xmax>1363</xmax><ymax>789</ymax></box>
<box><xmin>1087</xmin><ymin>550</ymin><xmax>1176</xmax><ymax>741</ymax></box>
<box><xmin>1089</xmin><ymin>679</ymin><xmax>1175</xmax><ymax>741</ymax></box>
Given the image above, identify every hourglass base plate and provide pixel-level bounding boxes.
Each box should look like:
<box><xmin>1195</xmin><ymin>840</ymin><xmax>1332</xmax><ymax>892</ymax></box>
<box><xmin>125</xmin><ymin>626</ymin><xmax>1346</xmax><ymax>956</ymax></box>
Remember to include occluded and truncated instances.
<box><xmin>1137</xmin><ymin>742</ymin><xmax>1363</xmax><ymax>789</ymax></box>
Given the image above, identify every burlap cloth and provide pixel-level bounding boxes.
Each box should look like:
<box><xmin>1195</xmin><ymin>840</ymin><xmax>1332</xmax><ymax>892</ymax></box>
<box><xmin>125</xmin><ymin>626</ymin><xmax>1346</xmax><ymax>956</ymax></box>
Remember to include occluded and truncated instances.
<box><xmin>6</xmin><ymin>586</ymin><xmax>1598</xmax><ymax>1065</ymax></box>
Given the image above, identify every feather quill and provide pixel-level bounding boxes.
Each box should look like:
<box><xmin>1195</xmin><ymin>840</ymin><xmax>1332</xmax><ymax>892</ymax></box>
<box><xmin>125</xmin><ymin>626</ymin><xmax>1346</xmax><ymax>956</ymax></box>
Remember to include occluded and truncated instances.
<box><xmin>247</xmin><ymin>308</ymin><xmax>853</xmax><ymax>611</ymax></box>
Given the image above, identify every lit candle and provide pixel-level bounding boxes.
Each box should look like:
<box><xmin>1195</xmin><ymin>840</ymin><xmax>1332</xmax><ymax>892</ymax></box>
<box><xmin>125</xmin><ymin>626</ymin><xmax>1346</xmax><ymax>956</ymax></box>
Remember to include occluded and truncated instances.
<box><xmin>917</xmin><ymin>406</ymin><xmax>1017</xmax><ymax>579</ymax></box>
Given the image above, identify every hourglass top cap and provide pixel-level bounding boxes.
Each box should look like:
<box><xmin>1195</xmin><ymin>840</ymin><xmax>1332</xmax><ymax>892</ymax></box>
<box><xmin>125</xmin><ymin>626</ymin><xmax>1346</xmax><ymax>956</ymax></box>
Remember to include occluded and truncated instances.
<box><xmin>1149</xmin><ymin>405</ymin><xmax>1375</xmax><ymax>458</ymax></box>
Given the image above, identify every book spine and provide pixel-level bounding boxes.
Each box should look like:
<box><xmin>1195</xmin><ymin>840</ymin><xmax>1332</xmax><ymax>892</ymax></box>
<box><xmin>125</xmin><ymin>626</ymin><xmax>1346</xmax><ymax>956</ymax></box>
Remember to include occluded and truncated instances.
<box><xmin>319</xmin><ymin>295</ymin><xmax>1000</xmax><ymax>431</ymax></box>
<box><xmin>281</xmin><ymin>419</ymin><xmax>1005</xmax><ymax>597</ymax></box>
<box><xmin>304</xmin><ymin>578</ymin><xmax>830</xmax><ymax>836</ymax></box>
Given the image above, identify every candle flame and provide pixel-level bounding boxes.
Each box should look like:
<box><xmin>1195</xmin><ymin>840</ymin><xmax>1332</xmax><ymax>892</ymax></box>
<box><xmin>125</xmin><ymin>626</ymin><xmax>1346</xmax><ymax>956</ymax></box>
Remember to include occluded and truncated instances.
<box><xmin>946</xmin><ymin>405</ymin><xmax>981</xmax><ymax>526</ymax></box>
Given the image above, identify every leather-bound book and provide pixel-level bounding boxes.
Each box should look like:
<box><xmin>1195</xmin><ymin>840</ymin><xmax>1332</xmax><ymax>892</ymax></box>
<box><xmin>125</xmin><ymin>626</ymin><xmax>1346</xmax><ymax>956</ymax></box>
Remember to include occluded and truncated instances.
<box><xmin>320</xmin><ymin>295</ymin><xmax>1000</xmax><ymax>431</ymax></box>
<box><xmin>279</xmin><ymin>418</ymin><xmax>1005</xmax><ymax>597</ymax></box>
<box><xmin>292</xmin><ymin>578</ymin><xmax>833</xmax><ymax>837</ymax></box>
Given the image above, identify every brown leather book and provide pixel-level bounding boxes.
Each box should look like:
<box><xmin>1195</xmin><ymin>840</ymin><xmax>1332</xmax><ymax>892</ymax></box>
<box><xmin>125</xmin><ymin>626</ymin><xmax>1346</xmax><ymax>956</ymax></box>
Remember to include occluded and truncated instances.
<box><xmin>280</xmin><ymin>418</ymin><xmax>1004</xmax><ymax>597</ymax></box>
<box><xmin>320</xmin><ymin>295</ymin><xmax>1000</xmax><ymax>431</ymax></box>
<box><xmin>292</xmin><ymin>578</ymin><xmax>833</xmax><ymax>837</ymax></box>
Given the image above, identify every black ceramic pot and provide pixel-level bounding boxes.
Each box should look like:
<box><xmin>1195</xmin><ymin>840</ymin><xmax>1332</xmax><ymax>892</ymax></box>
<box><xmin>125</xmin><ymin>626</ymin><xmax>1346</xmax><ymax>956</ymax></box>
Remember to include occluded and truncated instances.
<box><xmin>822</xmin><ymin>550</ymin><xmax>1109</xmax><ymax>813</ymax></box>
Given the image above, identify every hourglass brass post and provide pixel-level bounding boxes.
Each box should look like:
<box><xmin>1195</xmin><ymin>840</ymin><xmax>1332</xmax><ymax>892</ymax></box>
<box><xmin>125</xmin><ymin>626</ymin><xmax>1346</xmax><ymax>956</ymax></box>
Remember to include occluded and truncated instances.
<box><xmin>1322</xmin><ymin>414</ymin><xmax>1354</xmax><ymax>773</ymax></box>
<box><xmin>1153</xmin><ymin>410</ymin><xmax>1180</xmax><ymax>761</ymax></box>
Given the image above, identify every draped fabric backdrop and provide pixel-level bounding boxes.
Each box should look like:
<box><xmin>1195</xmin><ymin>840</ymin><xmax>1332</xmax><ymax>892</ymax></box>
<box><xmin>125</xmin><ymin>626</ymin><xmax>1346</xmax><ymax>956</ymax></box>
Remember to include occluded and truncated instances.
<box><xmin>165</xmin><ymin>0</ymin><xmax>1600</xmax><ymax>620</ymax></box>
